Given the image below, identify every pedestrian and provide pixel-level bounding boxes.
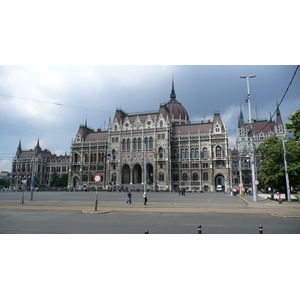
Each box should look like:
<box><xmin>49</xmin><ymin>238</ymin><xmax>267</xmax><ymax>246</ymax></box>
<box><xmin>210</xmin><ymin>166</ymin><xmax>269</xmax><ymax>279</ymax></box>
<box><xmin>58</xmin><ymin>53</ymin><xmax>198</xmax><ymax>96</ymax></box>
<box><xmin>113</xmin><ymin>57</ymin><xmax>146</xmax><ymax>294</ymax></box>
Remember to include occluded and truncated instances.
<box><xmin>179</xmin><ymin>188</ymin><xmax>182</xmax><ymax>196</ymax></box>
<box><xmin>126</xmin><ymin>190</ymin><xmax>132</xmax><ymax>204</ymax></box>
<box><xmin>232</xmin><ymin>188</ymin><xmax>237</xmax><ymax>196</ymax></box>
<box><xmin>276</xmin><ymin>192</ymin><xmax>282</xmax><ymax>204</ymax></box>
<box><xmin>143</xmin><ymin>191</ymin><xmax>148</xmax><ymax>205</ymax></box>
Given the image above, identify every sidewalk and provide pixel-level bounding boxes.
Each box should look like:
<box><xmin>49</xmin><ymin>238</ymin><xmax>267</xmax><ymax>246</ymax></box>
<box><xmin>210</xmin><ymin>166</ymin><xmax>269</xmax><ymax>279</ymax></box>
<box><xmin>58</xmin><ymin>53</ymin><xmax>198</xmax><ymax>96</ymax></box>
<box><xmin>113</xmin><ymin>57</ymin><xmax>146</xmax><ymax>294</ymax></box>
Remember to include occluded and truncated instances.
<box><xmin>239</xmin><ymin>193</ymin><xmax>300</xmax><ymax>218</ymax></box>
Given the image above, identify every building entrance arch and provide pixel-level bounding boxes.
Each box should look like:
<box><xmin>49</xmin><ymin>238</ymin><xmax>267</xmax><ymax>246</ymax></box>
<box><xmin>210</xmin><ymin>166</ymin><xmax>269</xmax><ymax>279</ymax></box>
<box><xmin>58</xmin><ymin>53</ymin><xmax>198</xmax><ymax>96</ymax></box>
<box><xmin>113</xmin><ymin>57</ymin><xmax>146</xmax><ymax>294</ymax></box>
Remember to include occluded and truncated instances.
<box><xmin>73</xmin><ymin>176</ymin><xmax>80</xmax><ymax>188</ymax></box>
<box><xmin>122</xmin><ymin>164</ymin><xmax>130</xmax><ymax>184</ymax></box>
<box><xmin>215</xmin><ymin>174</ymin><xmax>225</xmax><ymax>188</ymax></box>
<box><xmin>133</xmin><ymin>164</ymin><xmax>142</xmax><ymax>184</ymax></box>
<box><xmin>147</xmin><ymin>163</ymin><xmax>154</xmax><ymax>185</ymax></box>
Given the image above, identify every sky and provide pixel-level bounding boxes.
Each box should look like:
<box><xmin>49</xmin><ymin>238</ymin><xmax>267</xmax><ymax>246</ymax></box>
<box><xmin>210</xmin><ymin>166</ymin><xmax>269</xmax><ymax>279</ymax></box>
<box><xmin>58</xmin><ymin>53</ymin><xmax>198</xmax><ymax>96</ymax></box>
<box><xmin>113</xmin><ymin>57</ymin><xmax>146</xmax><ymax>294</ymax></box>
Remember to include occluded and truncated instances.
<box><xmin>0</xmin><ymin>65</ymin><xmax>299</xmax><ymax>172</ymax></box>
<box><xmin>1</xmin><ymin>1</ymin><xmax>299</xmax><ymax>173</ymax></box>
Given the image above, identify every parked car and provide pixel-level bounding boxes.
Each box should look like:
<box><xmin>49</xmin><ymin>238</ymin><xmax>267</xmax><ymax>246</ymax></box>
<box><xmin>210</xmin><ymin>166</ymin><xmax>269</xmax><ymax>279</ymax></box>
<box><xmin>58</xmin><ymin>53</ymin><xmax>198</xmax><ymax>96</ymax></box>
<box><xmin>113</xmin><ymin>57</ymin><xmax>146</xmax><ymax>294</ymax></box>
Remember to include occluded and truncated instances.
<box><xmin>216</xmin><ymin>185</ymin><xmax>223</xmax><ymax>192</ymax></box>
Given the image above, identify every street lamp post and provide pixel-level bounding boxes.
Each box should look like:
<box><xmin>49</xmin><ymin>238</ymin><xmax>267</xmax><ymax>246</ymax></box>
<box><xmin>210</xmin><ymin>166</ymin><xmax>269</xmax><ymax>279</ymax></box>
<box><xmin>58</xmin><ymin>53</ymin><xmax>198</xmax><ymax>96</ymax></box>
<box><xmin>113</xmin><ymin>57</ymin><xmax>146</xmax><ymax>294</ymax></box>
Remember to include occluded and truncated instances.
<box><xmin>240</xmin><ymin>75</ymin><xmax>257</xmax><ymax>202</ymax></box>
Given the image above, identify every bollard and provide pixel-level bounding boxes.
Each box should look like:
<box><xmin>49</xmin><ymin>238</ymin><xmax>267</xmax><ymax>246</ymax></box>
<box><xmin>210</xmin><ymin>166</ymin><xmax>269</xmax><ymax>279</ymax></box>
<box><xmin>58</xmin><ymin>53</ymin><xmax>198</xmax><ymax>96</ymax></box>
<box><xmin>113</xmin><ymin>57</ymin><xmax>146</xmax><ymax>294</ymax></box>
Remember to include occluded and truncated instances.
<box><xmin>259</xmin><ymin>225</ymin><xmax>263</xmax><ymax>234</ymax></box>
<box><xmin>144</xmin><ymin>231</ymin><xmax>149</xmax><ymax>234</ymax></box>
<box><xmin>198</xmin><ymin>225</ymin><xmax>202</xmax><ymax>234</ymax></box>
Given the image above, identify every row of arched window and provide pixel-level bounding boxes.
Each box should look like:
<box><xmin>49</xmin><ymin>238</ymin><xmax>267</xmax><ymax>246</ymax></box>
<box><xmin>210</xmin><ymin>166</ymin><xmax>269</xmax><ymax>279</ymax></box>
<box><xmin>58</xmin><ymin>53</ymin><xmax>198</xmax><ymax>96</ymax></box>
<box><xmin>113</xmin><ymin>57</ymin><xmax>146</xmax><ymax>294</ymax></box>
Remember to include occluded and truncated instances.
<box><xmin>172</xmin><ymin>146</ymin><xmax>223</xmax><ymax>159</ymax></box>
<box><xmin>73</xmin><ymin>152</ymin><xmax>106</xmax><ymax>163</ymax></box>
<box><xmin>122</xmin><ymin>137</ymin><xmax>154</xmax><ymax>151</ymax></box>
<box><xmin>114</xmin><ymin>121</ymin><xmax>164</xmax><ymax>132</ymax></box>
<box><xmin>172</xmin><ymin>172</ymin><xmax>210</xmax><ymax>181</ymax></box>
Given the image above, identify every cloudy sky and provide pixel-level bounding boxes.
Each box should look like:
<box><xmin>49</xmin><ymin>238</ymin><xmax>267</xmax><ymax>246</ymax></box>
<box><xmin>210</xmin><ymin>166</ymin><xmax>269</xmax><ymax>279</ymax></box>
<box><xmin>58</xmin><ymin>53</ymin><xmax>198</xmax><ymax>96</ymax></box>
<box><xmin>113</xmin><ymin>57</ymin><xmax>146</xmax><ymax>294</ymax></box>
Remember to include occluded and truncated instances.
<box><xmin>0</xmin><ymin>65</ymin><xmax>299</xmax><ymax>171</ymax></box>
<box><xmin>1</xmin><ymin>1</ymin><xmax>299</xmax><ymax>172</ymax></box>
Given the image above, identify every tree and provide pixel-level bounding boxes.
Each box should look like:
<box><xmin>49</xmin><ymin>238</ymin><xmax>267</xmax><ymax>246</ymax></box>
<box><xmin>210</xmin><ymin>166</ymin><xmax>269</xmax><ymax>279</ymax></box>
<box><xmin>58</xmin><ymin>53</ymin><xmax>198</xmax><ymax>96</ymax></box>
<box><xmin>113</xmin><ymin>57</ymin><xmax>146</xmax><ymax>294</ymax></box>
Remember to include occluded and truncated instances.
<box><xmin>257</xmin><ymin>135</ymin><xmax>285</xmax><ymax>192</ymax></box>
<box><xmin>0</xmin><ymin>178</ymin><xmax>10</xmax><ymax>189</ymax></box>
<box><xmin>50</xmin><ymin>173</ymin><xmax>68</xmax><ymax>188</ymax></box>
<box><xmin>286</xmin><ymin>108</ymin><xmax>300</xmax><ymax>140</ymax></box>
<box><xmin>258</xmin><ymin>132</ymin><xmax>300</xmax><ymax>195</ymax></box>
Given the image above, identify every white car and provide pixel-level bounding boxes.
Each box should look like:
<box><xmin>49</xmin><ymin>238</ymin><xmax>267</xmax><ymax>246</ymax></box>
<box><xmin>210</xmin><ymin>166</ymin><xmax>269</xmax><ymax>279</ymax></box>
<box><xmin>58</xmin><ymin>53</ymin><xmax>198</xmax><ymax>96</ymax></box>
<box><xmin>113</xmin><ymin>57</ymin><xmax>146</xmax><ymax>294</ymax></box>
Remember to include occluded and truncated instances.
<box><xmin>216</xmin><ymin>185</ymin><xmax>223</xmax><ymax>192</ymax></box>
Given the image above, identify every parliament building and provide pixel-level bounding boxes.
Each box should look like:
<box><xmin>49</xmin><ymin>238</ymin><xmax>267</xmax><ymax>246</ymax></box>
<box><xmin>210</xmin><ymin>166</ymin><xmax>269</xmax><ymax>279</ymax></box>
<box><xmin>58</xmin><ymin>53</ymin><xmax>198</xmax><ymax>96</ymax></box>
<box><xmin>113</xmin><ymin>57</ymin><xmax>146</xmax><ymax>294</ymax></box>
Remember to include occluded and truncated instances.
<box><xmin>11</xmin><ymin>79</ymin><xmax>287</xmax><ymax>193</ymax></box>
<box><xmin>68</xmin><ymin>79</ymin><xmax>231</xmax><ymax>191</ymax></box>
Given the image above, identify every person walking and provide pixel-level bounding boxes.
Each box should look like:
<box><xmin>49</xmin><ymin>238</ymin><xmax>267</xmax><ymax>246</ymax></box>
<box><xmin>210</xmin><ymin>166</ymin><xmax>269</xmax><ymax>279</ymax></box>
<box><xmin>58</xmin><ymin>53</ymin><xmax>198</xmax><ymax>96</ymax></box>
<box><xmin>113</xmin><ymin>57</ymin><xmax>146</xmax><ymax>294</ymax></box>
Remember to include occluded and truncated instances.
<box><xmin>126</xmin><ymin>190</ymin><xmax>132</xmax><ymax>204</ymax></box>
<box><xmin>143</xmin><ymin>191</ymin><xmax>148</xmax><ymax>205</ymax></box>
<box><xmin>276</xmin><ymin>192</ymin><xmax>282</xmax><ymax>204</ymax></box>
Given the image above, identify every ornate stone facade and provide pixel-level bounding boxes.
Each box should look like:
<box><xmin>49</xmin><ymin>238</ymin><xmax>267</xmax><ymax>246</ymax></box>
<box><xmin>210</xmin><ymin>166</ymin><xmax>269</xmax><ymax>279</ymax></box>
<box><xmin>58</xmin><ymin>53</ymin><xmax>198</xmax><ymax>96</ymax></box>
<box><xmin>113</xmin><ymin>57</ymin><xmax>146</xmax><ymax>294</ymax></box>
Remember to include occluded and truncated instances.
<box><xmin>68</xmin><ymin>79</ymin><xmax>231</xmax><ymax>191</ymax></box>
<box><xmin>231</xmin><ymin>106</ymin><xmax>285</xmax><ymax>189</ymax></box>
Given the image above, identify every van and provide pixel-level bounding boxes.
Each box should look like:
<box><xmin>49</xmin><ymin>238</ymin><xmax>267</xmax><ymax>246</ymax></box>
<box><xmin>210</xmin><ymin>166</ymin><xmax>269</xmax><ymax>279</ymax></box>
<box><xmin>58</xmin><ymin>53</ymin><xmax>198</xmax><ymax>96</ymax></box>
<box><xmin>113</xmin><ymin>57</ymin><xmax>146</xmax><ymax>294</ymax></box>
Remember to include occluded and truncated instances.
<box><xmin>216</xmin><ymin>185</ymin><xmax>223</xmax><ymax>192</ymax></box>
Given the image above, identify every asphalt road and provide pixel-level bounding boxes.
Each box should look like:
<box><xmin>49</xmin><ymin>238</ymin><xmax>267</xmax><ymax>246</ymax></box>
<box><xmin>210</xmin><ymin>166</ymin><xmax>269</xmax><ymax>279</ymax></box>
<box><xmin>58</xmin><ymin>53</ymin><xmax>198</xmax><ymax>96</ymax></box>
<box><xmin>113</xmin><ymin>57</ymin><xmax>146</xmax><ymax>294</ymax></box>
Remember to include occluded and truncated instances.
<box><xmin>1</xmin><ymin>191</ymin><xmax>300</xmax><ymax>234</ymax></box>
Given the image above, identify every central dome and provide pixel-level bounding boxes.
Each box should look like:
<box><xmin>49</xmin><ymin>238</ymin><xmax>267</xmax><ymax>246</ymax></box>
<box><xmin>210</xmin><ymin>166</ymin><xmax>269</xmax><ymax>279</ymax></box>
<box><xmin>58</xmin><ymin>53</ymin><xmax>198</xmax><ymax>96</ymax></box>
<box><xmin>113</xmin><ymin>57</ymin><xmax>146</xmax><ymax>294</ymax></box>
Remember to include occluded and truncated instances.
<box><xmin>166</xmin><ymin>77</ymin><xmax>190</xmax><ymax>124</ymax></box>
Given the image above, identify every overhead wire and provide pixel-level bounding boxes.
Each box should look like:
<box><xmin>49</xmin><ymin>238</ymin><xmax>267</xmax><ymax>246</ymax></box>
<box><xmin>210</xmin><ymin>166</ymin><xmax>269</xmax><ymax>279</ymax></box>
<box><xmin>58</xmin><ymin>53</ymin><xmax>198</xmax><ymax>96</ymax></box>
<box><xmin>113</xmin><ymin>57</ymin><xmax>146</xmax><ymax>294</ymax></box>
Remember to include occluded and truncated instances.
<box><xmin>0</xmin><ymin>94</ymin><xmax>114</xmax><ymax>113</ymax></box>
<box><xmin>257</xmin><ymin>65</ymin><xmax>299</xmax><ymax>134</ymax></box>
<box><xmin>0</xmin><ymin>122</ymin><xmax>74</xmax><ymax>135</ymax></box>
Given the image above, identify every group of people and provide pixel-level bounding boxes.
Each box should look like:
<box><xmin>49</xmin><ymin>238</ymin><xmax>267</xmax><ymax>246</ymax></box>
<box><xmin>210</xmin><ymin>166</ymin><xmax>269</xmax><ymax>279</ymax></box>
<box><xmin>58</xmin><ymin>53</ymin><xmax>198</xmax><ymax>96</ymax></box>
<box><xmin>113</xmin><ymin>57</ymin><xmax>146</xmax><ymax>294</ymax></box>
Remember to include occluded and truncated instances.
<box><xmin>179</xmin><ymin>188</ymin><xmax>186</xmax><ymax>196</ymax></box>
<box><xmin>126</xmin><ymin>190</ymin><xmax>148</xmax><ymax>205</ymax></box>
<box><xmin>227</xmin><ymin>187</ymin><xmax>253</xmax><ymax>196</ymax></box>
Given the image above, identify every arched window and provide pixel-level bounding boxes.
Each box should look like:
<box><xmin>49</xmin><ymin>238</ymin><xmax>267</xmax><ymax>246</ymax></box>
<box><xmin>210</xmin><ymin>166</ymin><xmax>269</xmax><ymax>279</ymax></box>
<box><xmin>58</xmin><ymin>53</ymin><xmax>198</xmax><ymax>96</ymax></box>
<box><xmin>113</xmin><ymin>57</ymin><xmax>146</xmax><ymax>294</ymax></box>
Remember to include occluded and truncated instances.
<box><xmin>172</xmin><ymin>172</ymin><xmax>179</xmax><ymax>181</ymax></box>
<box><xmin>127</xmin><ymin>138</ymin><xmax>130</xmax><ymax>151</ymax></box>
<box><xmin>112</xmin><ymin>149</ymin><xmax>116</xmax><ymax>160</ymax></box>
<box><xmin>159</xmin><ymin>172</ymin><xmax>164</xmax><ymax>181</ymax></box>
<box><xmin>133</xmin><ymin>138</ymin><xmax>137</xmax><ymax>150</ymax></box>
<box><xmin>203</xmin><ymin>172</ymin><xmax>208</xmax><ymax>181</ymax></box>
<box><xmin>138</xmin><ymin>138</ymin><xmax>142</xmax><ymax>150</ymax></box>
<box><xmin>114</xmin><ymin>125</ymin><xmax>117</xmax><ymax>132</ymax></box>
<box><xmin>160</xmin><ymin>121</ymin><xmax>163</xmax><ymax>128</ymax></box>
<box><xmin>158</xmin><ymin>147</ymin><xmax>163</xmax><ymax>158</ymax></box>
<box><xmin>185</xmin><ymin>149</ymin><xmax>189</xmax><ymax>159</ymax></box>
<box><xmin>216</xmin><ymin>146</ymin><xmax>222</xmax><ymax>158</ymax></box>
<box><xmin>85</xmin><ymin>153</ymin><xmax>89</xmax><ymax>163</ymax></box>
<box><xmin>192</xmin><ymin>172</ymin><xmax>199</xmax><ymax>181</ymax></box>
<box><xmin>149</xmin><ymin>137</ymin><xmax>153</xmax><ymax>149</ymax></box>
<box><xmin>195</xmin><ymin>148</ymin><xmax>199</xmax><ymax>158</ymax></box>
<box><xmin>145</xmin><ymin>137</ymin><xmax>149</xmax><ymax>149</ymax></box>
<box><xmin>191</xmin><ymin>148</ymin><xmax>195</xmax><ymax>159</ymax></box>
<box><xmin>74</xmin><ymin>153</ymin><xmax>79</xmax><ymax>163</ymax></box>
<box><xmin>122</xmin><ymin>139</ymin><xmax>126</xmax><ymax>151</ymax></box>
<box><xmin>82</xmin><ymin>174</ymin><xmax>88</xmax><ymax>182</ymax></box>
<box><xmin>181</xmin><ymin>149</ymin><xmax>185</xmax><ymax>159</ymax></box>
<box><xmin>182</xmin><ymin>172</ymin><xmax>188</xmax><ymax>181</ymax></box>
<box><xmin>172</xmin><ymin>149</ymin><xmax>178</xmax><ymax>159</ymax></box>
<box><xmin>203</xmin><ymin>148</ymin><xmax>208</xmax><ymax>159</ymax></box>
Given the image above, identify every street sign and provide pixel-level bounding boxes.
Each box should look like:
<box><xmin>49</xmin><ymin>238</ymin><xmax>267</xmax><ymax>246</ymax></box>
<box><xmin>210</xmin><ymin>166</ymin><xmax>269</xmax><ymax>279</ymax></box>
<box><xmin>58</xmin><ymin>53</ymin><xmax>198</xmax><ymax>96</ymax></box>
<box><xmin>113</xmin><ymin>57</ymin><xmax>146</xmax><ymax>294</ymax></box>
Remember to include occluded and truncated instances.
<box><xmin>94</xmin><ymin>174</ymin><xmax>102</xmax><ymax>183</ymax></box>
<box><xmin>254</xmin><ymin>180</ymin><xmax>259</xmax><ymax>185</ymax></box>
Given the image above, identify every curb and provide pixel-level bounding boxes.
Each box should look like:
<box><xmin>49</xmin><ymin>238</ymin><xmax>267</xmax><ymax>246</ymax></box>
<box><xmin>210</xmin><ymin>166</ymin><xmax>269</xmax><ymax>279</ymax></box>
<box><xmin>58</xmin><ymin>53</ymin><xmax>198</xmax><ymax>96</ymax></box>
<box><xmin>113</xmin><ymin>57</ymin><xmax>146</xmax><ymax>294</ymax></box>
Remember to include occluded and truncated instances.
<box><xmin>80</xmin><ymin>210</ymin><xmax>111</xmax><ymax>214</ymax></box>
<box><xmin>270</xmin><ymin>213</ymin><xmax>300</xmax><ymax>218</ymax></box>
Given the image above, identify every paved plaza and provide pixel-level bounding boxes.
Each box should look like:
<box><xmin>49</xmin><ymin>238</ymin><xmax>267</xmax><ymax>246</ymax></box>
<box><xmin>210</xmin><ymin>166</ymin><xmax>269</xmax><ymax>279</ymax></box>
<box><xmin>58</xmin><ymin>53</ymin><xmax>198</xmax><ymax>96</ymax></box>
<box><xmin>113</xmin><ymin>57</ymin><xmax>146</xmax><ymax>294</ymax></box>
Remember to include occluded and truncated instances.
<box><xmin>1</xmin><ymin>190</ymin><xmax>300</xmax><ymax>233</ymax></box>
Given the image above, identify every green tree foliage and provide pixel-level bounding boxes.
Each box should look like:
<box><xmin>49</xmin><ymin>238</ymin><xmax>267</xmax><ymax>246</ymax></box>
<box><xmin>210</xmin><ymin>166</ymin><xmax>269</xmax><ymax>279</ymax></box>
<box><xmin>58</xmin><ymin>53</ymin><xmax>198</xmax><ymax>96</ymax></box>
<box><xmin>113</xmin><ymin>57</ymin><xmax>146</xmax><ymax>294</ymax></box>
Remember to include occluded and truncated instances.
<box><xmin>286</xmin><ymin>108</ymin><xmax>300</xmax><ymax>140</ymax></box>
<box><xmin>50</xmin><ymin>173</ymin><xmax>68</xmax><ymax>187</ymax></box>
<box><xmin>258</xmin><ymin>135</ymin><xmax>285</xmax><ymax>191</ymax></box>
<box><xmin>0</xmin><ymin>178</ymin><xmax>10</xmax><ymax>188</ymax></box>
<box><xmin>258</xmin><ymin>109</ymin><xmax>300</xmax><ymax>193</ymax></box>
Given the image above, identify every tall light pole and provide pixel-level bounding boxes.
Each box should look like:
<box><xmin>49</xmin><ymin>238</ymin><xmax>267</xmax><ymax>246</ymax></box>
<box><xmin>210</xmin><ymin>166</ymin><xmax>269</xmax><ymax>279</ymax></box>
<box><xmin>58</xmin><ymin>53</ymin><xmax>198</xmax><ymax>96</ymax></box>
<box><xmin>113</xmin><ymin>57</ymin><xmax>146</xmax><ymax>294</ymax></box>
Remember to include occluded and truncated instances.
<box><xmin>240</xmin><ymin>75</ymin><xmax>257</xmax><ymax>202</ymax></box>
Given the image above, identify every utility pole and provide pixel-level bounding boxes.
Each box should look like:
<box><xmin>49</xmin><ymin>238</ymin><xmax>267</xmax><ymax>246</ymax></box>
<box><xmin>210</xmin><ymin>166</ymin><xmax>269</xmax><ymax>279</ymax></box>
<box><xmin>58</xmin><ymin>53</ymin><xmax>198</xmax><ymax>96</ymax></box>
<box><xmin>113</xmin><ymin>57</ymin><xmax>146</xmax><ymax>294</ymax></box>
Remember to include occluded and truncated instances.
<box><xmin>144</xmin><ymin>143</ymin><xmax>147</xmax><ymax>193</ymax></box>
<box><xmin>282</xmin><ymin>138</ymin><xmax>291</xmax><ymax>201</ymax></box>
<box><xmin>240</xmin><ymin>75</ymin><xmax>257</xmax><ymax>202</ymax></box>
<box><xmin>30</xmin><ymin>146</ymin><xmax>36</xmax><ymax>201</ymax></box>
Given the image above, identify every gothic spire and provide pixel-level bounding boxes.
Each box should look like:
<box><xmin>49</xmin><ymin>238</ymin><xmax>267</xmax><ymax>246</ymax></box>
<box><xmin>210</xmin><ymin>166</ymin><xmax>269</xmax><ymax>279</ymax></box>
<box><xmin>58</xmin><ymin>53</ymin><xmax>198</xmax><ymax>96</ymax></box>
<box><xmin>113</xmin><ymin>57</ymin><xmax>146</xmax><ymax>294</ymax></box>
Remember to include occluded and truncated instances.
<box><xmin>17</xmin><ymin>139</ymin><xmax>22</xmax><ymax>157</ymax></box>
<box><xmin>238</xmin><ymin>106</ymin><xmax>245</xmax><ymax>128</ymax></box>
<box><xmin>169</xmin><ymin>74</ymin><xmax>177</xmax><ymax>103</ymax></box>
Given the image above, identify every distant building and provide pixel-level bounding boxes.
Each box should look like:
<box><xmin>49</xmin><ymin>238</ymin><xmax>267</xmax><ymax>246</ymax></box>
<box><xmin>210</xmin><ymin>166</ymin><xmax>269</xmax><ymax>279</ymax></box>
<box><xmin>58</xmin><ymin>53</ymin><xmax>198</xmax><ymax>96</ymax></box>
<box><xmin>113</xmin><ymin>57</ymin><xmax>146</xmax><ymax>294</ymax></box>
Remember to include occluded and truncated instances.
<box><xmin>68</xmin><ymin>78</ymin><xmax>231</xmax><ymax>191</ymax></box>
<box><xmin>0</xmin><ymin>171</ymin><xmax>11</xmax><ymax>179</ymax></box>
<box><xmin>231</xmin><ymin>106</ymin><xmax>285</xmax><ymax>189</ymax></box>
<box><xmin>10</xmin><ymin>139</ymin><xmax>70</xmax><ymax>189</ymax></box>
